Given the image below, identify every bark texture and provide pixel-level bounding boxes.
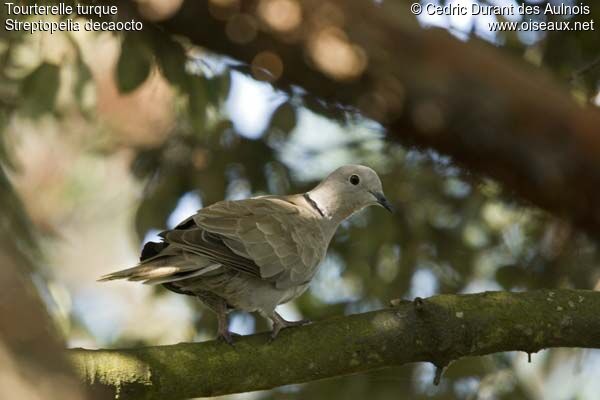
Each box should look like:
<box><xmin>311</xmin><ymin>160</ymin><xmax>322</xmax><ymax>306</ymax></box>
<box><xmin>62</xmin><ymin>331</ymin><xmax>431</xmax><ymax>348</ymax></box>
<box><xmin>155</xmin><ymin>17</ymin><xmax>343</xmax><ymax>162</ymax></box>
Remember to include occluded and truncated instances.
<box><xmin>71</xmin><ymin>289</ymin><xmax>600</xmax><ymax>399</ymax></box>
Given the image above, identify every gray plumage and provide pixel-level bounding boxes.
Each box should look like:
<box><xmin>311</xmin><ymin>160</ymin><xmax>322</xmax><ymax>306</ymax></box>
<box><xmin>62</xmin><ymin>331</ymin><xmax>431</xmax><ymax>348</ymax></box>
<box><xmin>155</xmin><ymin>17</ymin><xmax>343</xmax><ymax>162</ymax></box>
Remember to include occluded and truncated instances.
<box><xmin>99</xmin><ymin>164</ymin><xmax>392</xmax><ymax>342</ymax></box>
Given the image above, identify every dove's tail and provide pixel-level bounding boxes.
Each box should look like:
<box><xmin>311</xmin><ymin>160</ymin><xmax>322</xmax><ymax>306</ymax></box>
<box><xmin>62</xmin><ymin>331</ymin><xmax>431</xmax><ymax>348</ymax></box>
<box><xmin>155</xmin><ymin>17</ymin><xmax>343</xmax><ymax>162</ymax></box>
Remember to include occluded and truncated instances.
<box><xmin>97</xmin><ymin>264</ymin><xmax>181</xmax><ymax>283</ymax></box>
<box><xmin>98</xmin><ymin>241</ymin><xmax>180</xmax><ymax>283</ymax></box>
<box><xmin>98</xmin><ymin>240</ymin><xmax>223</xmax><ymax>285</ymax></box>
<box><xmin>98</xmin><ymin>262</ymin><xmax>222</xmax><ymax>285</ymax></box>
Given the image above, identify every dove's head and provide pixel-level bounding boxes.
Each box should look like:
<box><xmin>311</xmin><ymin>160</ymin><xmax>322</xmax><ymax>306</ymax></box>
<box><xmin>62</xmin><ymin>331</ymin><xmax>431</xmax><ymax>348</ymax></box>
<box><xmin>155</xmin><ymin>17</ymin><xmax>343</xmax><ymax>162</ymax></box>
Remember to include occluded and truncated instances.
<box><xmin>308</xmin><ymin>164</ymin><xmax>392</xmax><ymax>224</ymax></box>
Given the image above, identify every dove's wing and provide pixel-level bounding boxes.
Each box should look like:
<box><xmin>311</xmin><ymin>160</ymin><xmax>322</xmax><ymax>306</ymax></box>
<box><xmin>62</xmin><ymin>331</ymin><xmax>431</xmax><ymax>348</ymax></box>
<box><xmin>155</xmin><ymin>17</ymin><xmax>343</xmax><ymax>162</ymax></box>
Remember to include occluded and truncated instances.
<box><xmin>161</xmin><ymin>196</ymin><xmax>326</xmax><ymax>289</ymax></box>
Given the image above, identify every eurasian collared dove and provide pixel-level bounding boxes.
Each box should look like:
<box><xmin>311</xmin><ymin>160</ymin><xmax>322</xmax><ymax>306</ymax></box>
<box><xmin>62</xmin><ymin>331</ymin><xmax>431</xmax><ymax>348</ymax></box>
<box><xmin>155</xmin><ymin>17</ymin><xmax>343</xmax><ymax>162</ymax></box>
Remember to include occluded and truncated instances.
<box><xmin>99</xmin><ymin>164</ymin><xmax>392</xmax><ymax>343</ymax></box>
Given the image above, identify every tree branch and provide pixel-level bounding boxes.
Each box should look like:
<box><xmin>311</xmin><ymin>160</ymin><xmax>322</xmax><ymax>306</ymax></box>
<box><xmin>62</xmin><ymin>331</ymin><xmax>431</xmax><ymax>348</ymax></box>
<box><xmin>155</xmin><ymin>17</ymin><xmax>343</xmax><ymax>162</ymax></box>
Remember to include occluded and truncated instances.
<box><xmin>70</xmin><ymin>289</ymin><xmax>600</xmax><ymax>399</ymax></box>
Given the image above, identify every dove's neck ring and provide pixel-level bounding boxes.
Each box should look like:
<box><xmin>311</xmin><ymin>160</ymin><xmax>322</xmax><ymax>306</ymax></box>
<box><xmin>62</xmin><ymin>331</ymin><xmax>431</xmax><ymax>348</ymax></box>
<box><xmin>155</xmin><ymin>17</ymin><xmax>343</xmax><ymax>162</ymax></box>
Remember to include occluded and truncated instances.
<box><xmin>303</xmin><ymin>193</ymin><xmax>326</xmax><ymax>218</ymax></box>
<box><xmin>305</xmin><ymin>186</ymin><xmax>355</xmax><ymax>226</ymax></box>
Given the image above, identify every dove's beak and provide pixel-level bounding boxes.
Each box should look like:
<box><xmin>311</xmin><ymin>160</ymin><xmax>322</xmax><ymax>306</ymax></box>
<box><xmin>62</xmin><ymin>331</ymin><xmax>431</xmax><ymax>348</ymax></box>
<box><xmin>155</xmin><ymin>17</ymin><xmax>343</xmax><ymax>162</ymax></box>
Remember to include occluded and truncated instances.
<box><xmin>371</xmin><ymin>191</ymin><xmax>394</xmax><ymax>213</ymax></box>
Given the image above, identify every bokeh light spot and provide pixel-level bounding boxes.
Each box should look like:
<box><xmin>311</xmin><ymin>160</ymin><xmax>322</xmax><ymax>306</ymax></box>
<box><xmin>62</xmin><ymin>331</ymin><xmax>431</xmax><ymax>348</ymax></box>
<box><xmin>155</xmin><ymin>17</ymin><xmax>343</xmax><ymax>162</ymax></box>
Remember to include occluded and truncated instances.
<box><xmin>258</xmin><ymin>0</ymin><xmax>302</xmax><ymax>32</ymax></box>
<box><xmin>208</xmin><ymin>0</ymin><xmax>241</xmax><ymax>21</ymax></box>
<box><xmin>307</xmin><ymin>27</ymin><xmax>367</xmax><ymax>81</ymax></box>
<box><xmin>251</xmin><ymin>51</ymin><xmax>284</xmax><ymax>82</ymax></box>
<box><xmin>136</xmin><ymin>0</ymin><xmax>184</xmax><ymax>22</ymax></box>
<box><xmin>225</xmin><ymin>13</ymin><xmax>258</xmax><ymax>44</ymax></box>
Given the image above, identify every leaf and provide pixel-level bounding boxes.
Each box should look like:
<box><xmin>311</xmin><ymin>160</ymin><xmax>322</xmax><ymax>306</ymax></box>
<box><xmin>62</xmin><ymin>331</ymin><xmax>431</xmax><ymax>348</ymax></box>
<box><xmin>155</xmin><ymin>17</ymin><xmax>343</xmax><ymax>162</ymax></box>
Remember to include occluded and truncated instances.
<box><xmin>74</xmin><ymin>57</ymin><xmax>92</xmax><ymax>102</ymax></box>
<box><xmin>131</xmin><ymin>148</ymin><xmax>162</xmax><ymax>180</ymax></box>
<box><xmin>154</xmin><ymin>35</ymin><xmax>188</xmax><ymax>90</ymax></box>
<box><xmin>205</xmin><ymin>72</ymin><xmax>231</xmax><ymax>105</ymax></box>
<box><xmin>116</xmin><ymin>33</ymin><xmax>153</xmax><ymax>94</ymax></box>
<box><xmin>21</xmin><ymin>62</ymin><xmax>60</xmax><ymax>117</ymax></box>
<box><xmin>185</xmin><ymin>76</ymin><xmax>207</xmax><ymax>133</ymax></box>
<box><xmin>269</xmin><ymin>101</ymin><xmax>297</xmax><ymax>134</ymax></box>
<box><xmin>134</xmin><ymin>173</ymin><xmax>188</xmax><ymax>241</ymax></box>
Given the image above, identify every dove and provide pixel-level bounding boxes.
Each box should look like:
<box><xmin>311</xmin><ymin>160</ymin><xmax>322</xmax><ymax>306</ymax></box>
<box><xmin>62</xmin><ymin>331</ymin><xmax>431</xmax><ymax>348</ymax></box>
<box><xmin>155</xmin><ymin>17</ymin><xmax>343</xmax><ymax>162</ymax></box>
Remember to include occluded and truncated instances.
<box><xmin>99</xmin><ymin>164</ymin><xmax>392</xmax><ymax>343</ymax></box>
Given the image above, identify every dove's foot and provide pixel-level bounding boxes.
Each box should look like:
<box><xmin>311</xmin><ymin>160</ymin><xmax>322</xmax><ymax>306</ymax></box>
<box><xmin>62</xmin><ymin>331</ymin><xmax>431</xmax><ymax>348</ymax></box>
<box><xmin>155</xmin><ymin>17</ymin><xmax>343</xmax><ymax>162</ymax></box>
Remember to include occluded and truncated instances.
<box><xmin>208</xmin><ymin>298</ymin><xmax>239</xmax><ymax>346</ymax></box>
<box><xmin>268</xmin><ymin>312</ymin><xmax>311</xmax><ymax>342</ymax></box>
<box><xmin>217</xmin><ymin>330</ymin><xmax>241</xmax><ymax>346</ymax></box>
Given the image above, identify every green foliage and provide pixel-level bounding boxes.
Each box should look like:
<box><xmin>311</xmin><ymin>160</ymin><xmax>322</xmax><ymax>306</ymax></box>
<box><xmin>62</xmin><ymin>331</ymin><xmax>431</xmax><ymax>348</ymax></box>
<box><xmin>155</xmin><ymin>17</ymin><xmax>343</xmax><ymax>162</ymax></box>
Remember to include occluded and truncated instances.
<box><xmin>20</xmin><ymin>62</ymin><xmax>60</xmax><ymax>117</ymax></box>
<box><xmin>153</xmin><ymin>34</ymin><xmax>188</xmax><ymax>90</ymax></box>
<box><xmin>74</xmin><ymin>56</ymin><xmax>92</xmax><ymax>103</ymax></box>
<box><xmin>185</xmin><ymin>75</ymin><xmax>208</xmax><ymax>132</ymax></box>
<box><xmin>116</xmin><ymin>32</ymin><xmax>153</xmax><ymax>94</ymax></box>
<box><xmin>269</xmin><ymin>101</ymin><xmax>297</xmax><ymax>135</ymax></box>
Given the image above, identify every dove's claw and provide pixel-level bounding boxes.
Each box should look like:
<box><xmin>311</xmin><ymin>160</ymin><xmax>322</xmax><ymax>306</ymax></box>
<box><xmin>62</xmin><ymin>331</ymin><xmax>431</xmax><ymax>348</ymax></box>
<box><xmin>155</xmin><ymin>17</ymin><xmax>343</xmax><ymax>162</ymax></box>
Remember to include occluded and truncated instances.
<box><xmin>268</xmin><ymin>329</ymin><xmax>280</xmax><ymax>344</ymax></box>
<box><xmin>267</xmin><ymin>312</ymin><xmax>311</xmax><ymax>343</ymax></box>
<box><xmin>211</xmin><ymin>300</ymin><xmax>239</xmax><ymax>346</ymax></box>
<box><xmin>217</xmin><ymin>330</ymin><xmax>240</xmax><ymax>346</ymax></box>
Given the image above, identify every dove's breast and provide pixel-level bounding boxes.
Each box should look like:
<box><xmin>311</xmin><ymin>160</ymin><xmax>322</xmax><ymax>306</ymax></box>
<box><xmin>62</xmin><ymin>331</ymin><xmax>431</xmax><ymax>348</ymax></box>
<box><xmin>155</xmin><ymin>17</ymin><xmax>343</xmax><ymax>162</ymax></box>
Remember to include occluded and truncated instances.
<box><xmin>227</xmin><ymin>276</ymin><xmax>310</xmax><ymax>313</ymax></box>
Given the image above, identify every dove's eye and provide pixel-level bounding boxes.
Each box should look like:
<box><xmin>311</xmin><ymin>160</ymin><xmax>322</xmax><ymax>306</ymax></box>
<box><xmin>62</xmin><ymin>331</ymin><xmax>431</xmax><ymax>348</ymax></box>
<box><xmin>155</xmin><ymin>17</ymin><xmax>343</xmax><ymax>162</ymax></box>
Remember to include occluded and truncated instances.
<box><xmin>349</xmin><ymin>174</ymin><xmax>360</xmax><ymax>185</ymax></box>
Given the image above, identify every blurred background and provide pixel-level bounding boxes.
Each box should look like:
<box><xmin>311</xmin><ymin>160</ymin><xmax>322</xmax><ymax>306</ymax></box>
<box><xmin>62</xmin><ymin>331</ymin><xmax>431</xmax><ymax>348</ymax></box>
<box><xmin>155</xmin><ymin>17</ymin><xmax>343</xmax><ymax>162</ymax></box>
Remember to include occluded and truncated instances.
<box><xmin>2</xmin><ymin>0</ymin><xmax>600</xmax><ymax>399</ymax></box>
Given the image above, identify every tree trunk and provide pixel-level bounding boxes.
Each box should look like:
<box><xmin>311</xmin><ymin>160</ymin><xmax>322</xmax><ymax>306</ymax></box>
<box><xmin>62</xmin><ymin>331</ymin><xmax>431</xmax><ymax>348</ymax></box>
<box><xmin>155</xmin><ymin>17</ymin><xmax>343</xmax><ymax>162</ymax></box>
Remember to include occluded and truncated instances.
<box><xmin>0</xmin><ymin>168</ymin><xmax>94</xmax><ymax>400</ymax></box>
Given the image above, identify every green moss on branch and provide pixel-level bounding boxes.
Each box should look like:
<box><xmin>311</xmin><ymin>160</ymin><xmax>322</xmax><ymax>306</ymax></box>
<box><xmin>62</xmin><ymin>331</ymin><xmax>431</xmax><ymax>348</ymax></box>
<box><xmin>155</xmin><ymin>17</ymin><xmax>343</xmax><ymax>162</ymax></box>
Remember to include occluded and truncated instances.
<box><xmin>70</xmin><ymin>289</ymin><xmax>600</xmax><ymax>399</ymax></box>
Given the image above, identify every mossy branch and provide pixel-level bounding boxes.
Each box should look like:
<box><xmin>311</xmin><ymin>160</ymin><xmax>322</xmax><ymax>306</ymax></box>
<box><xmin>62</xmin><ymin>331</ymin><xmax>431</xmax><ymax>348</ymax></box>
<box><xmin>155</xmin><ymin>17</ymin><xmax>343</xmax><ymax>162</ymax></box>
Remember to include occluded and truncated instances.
<box><xmin>70</xmin><ymin>289</ymin><xmax>600</xmax><ymax>399</ymax></box>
